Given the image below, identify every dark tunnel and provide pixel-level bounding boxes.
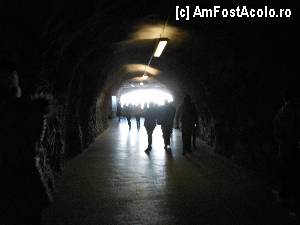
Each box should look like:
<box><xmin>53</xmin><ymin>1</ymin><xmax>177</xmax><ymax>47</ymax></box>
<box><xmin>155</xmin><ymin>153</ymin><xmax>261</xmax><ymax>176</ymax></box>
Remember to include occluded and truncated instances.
<box><xmin>0</xmin><ymin>0</ymin><xmax>299</xmax><ymax>224</ymax></box>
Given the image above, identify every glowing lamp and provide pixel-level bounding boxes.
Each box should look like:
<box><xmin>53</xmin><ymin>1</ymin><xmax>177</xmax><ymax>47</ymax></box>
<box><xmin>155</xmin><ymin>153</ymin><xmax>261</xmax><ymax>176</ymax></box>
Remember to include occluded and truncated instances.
<box><xmin>153</xmin><ymin>38</ymin><xmax>168</xmax><ymax>57</ymax></box>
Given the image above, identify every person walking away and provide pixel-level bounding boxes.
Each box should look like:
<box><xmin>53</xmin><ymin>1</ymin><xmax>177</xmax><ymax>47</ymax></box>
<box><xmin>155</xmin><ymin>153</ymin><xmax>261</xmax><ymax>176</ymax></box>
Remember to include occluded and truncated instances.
<box><xmin>135</xmin><ymin>104</ymin><xmax>142</xmax><ymax>130</ymax></box>
<box><xmin>144</xmin><ymin>103</ymin><xmax>157</xmax><ymax>152</ymax></box>
<box><xmin>0</xmin><ymin>68</ymin><xmax>53</xmax><ymax>225</ymax></box>
<box><xmin>274</xmin><ymin>86</ymin><xmax>300</xmax><ymax>219</ymax></box>
<box><xmin>116</xmin><ymin>101</ymin><xmax>122</xmax><ymax>122</ymax></box>
<box><xmin>176</xmin><ymin>95</ymin><xmax>198</xmax><ymax>155</ymax></box>
<box><xmin>160</xmin><ymin>101</ymin><xmax>176</xmax><ymax>151</ymax></box>
<box><xmin>123</xmin><ymin>104</ymin><xmax>132</xmax><ymax>129</ymax></box>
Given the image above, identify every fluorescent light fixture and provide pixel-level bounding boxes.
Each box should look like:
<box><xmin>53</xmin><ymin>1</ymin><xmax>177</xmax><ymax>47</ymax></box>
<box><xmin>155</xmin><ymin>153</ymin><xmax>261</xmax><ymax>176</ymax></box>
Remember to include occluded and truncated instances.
<box><xmin>153</xmin><ymin>38</ymin><xmax>168</xmax><ymax>57</ymax></box>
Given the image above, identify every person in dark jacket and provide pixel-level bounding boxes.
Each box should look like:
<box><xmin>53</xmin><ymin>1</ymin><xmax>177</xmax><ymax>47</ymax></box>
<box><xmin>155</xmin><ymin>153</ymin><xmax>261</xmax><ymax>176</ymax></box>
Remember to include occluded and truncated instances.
<box><xmin>0</xmin><ymin>67</ymin><xmax>52</xmax><ymax>225</ymax></box>
<box><xmin>144</xmin><ymin>103</ymin><xmax>157</xmax><ymax>152</ymax></box>
<box><xmin>116</xmin><ymin>101</ymin><xmax>122</xmax><ymax>122</ymax></box>
<box><xmin>134</xmin><ymin>104</ymin><xmax>142</xmax><ymax>130</ymax></box>
<box><xmin>123</xmin><ymin>104</ymin><xmax>132</xmax><ymax>130</ymax></box>
<box><xmin>176</xmin><ymin>95</ymin><xmax>198</xmax><ymax>155</ymax></box>
<box><xmin>160</xmin><ymin>101</ymin><xmax>176</xmax><ymax>151</ymax></box>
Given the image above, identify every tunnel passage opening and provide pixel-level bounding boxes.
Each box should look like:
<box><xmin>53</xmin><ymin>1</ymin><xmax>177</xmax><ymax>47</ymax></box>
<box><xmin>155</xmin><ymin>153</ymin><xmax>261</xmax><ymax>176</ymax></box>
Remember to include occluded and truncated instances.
<box><xmin>109</xmin><ymin>77</ymin><xmax>175</xmax><ymax>118</ymax></box>
<box><xmin>119</xmin><ymin>89</ymin><xmax>173</xmax><ymax>107</ymax></box>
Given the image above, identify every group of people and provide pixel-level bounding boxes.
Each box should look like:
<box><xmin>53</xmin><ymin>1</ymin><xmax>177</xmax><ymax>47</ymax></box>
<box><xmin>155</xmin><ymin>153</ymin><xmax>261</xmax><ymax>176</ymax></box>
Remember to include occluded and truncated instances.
<box><xmin>116</xmin><ymin>95</ymin><xmax>199</xmax><ymax>155</ymax></box>
<box><xmin>143</xmin><ymin>101</ymin><xmax>176</xmax><ymax>152</ymax></box>
<box><xmin>118</xmin><ymin>103</ymin><xmax>143</xmax><ymax>130</ymax></box>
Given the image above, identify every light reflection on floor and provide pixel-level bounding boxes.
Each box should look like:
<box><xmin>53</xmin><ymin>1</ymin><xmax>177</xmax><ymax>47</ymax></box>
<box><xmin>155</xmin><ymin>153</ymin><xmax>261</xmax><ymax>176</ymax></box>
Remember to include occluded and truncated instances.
<box><xmin>115</xmin><ymin>118</ymin><xmax>179</xmax><ymax>197</ymax></box>
<box><xmin>43</xmin><ymin>118</ymin><xmax>291</xmax><ymax>225</ymax></box>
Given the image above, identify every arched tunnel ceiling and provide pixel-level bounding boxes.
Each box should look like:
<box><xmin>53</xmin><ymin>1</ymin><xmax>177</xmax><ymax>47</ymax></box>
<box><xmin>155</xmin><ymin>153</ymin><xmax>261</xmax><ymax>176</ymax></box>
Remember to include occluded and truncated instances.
<box><xmin>84</xmin><ymin>19</ymin><xmax>189</xmax><ymax>95</ymax></box>
<box><xmin>118</xmin><ymin>76</ymin><xmax>168</xmax><ymax>96</ymax></box>
<box><xmin>40</xmin><ymin>1</ymin><xmax>189</xmax><ymax>95</ymax></box>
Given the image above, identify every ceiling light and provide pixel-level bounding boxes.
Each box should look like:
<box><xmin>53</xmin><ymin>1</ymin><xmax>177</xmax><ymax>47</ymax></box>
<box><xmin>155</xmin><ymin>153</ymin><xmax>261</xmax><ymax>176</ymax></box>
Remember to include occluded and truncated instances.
<box><xmin>153</xmin><ymin>38</ymin><xmax>168</xmax><ymax>57</ymax></box>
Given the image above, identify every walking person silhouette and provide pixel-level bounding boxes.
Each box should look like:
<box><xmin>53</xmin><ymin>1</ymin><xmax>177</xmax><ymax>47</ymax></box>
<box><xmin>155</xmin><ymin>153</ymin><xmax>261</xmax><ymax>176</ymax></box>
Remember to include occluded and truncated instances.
<box><xmin>160</xmin><ymin>101</ymin><xmax>176</xmax><ymax>151</ymax></box>
<box><xmin>176</xmin><ymin>95</ymin><xmax>198</xmax><ymax>155</ymax></box>
<box><xmin>144</xmin><ymin>103</ymin><xmax>157</xmax><ymax>152</ymax></box>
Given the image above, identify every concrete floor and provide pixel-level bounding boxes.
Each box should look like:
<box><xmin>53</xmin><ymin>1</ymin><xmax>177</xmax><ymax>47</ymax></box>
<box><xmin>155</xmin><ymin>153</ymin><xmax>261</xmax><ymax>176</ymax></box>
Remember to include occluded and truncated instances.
<box><xmin>43</xmin><ymin>118</ymin><xmax>293</xmax><ymax>225</ymax></box>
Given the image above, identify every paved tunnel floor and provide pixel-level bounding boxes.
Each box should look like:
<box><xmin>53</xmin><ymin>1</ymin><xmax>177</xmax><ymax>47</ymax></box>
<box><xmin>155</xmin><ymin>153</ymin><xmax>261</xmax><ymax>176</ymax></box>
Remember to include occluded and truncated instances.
<box><xmin>43</xmin><ymin>118</ymin><xmax>294</xmax><ymax>225</ymax></box>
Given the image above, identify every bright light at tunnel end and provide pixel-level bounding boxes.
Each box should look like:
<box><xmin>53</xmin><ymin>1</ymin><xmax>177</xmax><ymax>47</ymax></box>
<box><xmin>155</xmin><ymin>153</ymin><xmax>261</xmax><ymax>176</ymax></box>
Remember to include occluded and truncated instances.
<box><xmin>120</xmin><ymin>89</ymin><xmax>173</xmax><ymax>107</ymax></box>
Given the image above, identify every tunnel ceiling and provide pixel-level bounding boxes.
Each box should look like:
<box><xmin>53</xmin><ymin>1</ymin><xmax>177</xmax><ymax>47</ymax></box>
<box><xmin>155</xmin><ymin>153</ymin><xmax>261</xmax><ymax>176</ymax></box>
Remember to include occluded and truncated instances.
<box><xmin>0</xmin><ymin>0</ymin><xmax>297</xmax><ymax>118</ymax></box>
<box><xmin>1</xmin><ymin>0</ymin><xmax>298</xmax><ymax>95</ymax></box>
<box><xmin>118</xmin><ymin>77</ymin><xmax>169</xmax><ymax>97</ymax></box>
